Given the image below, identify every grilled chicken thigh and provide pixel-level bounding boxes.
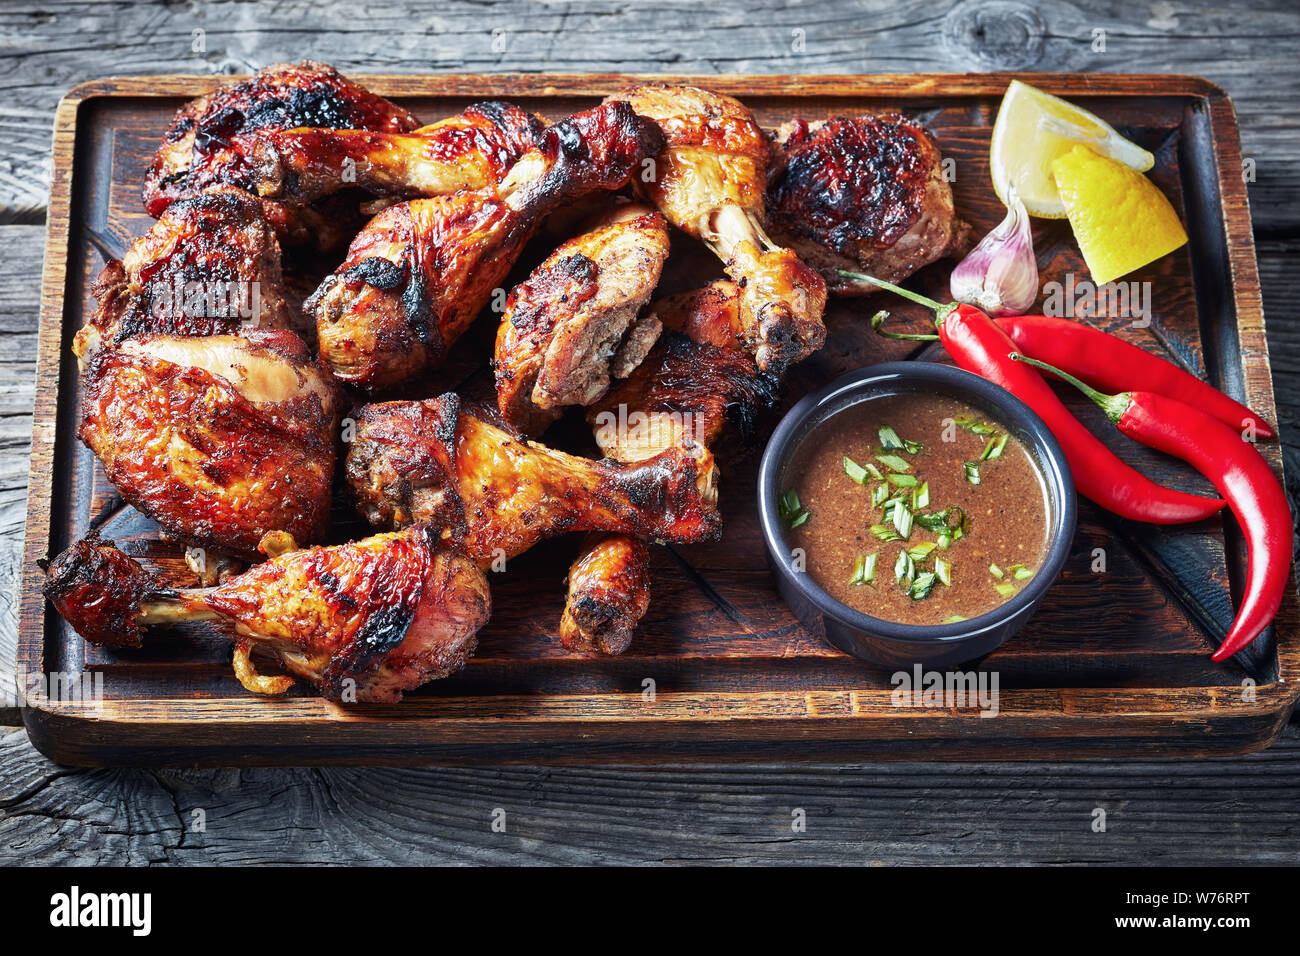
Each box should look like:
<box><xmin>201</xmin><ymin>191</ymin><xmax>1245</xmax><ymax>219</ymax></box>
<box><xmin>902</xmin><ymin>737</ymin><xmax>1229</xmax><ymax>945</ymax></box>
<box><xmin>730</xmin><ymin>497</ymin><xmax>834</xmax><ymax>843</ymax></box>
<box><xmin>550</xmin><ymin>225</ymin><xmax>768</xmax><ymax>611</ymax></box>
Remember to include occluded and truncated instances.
<box><xmin>144</xmin><ymin>60</ymin><xmax>419</xmax><ymax>246</ymax></box>
<box><xmin>310</xmin><ymin>101</ymin><xmax>665</xmax><ymax>392</ymax></box>
<box><xmin>766</xmin><ymin>114</ymin><xmax>971</xmax><ymax>294</ymax></box>
<box><xmin>245</xmin><ymin>101</ymin><xmax>544</xmax><ymax>206</ymax></box>
<box><xmin>344</xmin><ymin>393</ymin><xmax>720</xmax><ymax>565</ymax></box>
<box><xmin>78</xmin><ymin>331</ymin><xmax>341</xmax><ymax>561</ymax></box>
<box><xmin>43</xmin><ymin>526</ymin><xmax>490</xmax><ymax>702</ymax></box>
<box><xmin>77</xmin><ymin>187</ymin><xmax>294</xmax><ymax>366</ymax></box>
<box><xmin>613</xmin><ymin>84</ymin><xmax>827</xmax><ymax>373</ymax></box>
<box><xmin>494</xmin><ymin>201</ymin><xmax>669</xmax><ymax>434</ymax></box>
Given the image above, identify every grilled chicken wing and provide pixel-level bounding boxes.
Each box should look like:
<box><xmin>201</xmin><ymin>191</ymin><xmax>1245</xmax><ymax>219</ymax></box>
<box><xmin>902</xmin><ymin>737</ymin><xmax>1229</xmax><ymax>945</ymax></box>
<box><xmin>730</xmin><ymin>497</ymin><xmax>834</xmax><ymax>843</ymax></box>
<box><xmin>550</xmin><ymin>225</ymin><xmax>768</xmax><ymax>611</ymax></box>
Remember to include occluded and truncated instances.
<box><xmin>144</xmin><ymin>60</ymin><xmax>419</xmax><ymax>245</ymax></box>
<box><xmin>43</xmin><ymin>526</ymin><xmax>490</xmax><ymax>702</ymax></box>
<box><xmin>78</xmin><ymin>331</ymin><xmax>341</xmax><ymax>561</ymax></box>
<box><xmin>564</xmin><ymin>281</ymin><xmax>778</xmax><ymax>652</ymax></box>
<box><xmin>310</xmin><ymin>101</ymin><xmax>664</xmax><ymax>392</ymax></box>
<box><xmin>76</xmin><ymin>187</ymin><xmax>294</xmax><ymax>366</ymax></box>
<box><xmin>344</xmin><ymin>393</ymin><xmax>720</xmax><ymax>565</ymax></box>
<box><xmin>613</xmin><ymin>84</ymin><xmax>827</xmax><ymax>373</ymax></box>
<box><xmin>245</xmin><ymin>101</ymin><xmax>544</xmax><ymax>206</ymax></box>
<box><xmin>494</xmin><ymin>201</ymin><xmax>669</xmax><ymax>434</ymax></box>
<box><xmin>766</xmin><ymin>114</ymin><xmax>971</xmax><ymax>295</ymax></box>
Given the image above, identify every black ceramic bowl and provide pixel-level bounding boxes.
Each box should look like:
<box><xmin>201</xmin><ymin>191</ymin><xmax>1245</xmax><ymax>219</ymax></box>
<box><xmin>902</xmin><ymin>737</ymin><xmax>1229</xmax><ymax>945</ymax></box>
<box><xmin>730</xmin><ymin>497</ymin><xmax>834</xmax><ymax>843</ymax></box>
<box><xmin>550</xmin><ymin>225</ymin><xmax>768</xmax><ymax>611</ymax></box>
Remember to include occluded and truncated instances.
<box><xmin>758</xmin><ymin>362</ymin><xmax>1076</xmax><ymax>669</ymax></box>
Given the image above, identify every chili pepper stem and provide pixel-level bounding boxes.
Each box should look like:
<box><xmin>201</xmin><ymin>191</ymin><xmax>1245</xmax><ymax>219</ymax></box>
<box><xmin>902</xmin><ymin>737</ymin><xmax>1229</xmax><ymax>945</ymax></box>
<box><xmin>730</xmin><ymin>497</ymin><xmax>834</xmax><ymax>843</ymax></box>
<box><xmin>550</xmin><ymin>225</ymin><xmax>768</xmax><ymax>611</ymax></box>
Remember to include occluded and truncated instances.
<box><xmin>870</xmin><ymin>310</ymin><xmax>942</xmax><ymax>342</ymax></box>
<box><xmin>1010</xmin><ymin>353</ymin><xmax>1132</xmax><ymax>424</ymax></box>
<box><xmin>838</xmin><ymin>270</ymin><xmax>955</xmax><ymax>324</ymax></box>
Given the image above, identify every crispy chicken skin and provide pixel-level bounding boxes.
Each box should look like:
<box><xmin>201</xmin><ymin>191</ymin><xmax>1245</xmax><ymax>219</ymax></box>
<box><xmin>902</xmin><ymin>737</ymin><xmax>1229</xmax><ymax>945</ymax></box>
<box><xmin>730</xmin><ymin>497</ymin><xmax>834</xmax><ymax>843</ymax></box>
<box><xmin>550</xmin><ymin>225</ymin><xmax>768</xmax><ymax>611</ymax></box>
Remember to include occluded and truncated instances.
<box><xmin>560</xmin><ymin>532</ymin><xmax>651</xmax><ymax>655</ymax></box>
<box><xmin>144</xmin><ymin>60</ymin><xmax>419</xmax><ymax>245</ymax></box>
<box><xmin>494</xmin><ymin>201</ymin><xmax>669</xmax><ymax>434</ymax></box>
<box><xmin>344</xmin><ymin>393</ymin><xmax>721</xmax><ymax>565</ymax></box>
<box><xmin>77</xmin><ymin>187</ymin><xmax>293</xmax><ymax>366</ymax></box>
<box><xmin>43</xmin><ymin>526</ymin><xmax>490</xmax><ymax>702</ymax></box>
<box><xmin>78</xmin><ymin>331</ymin><xmax>341</xmax><ymax>561</ymax></box>
<box><xmin>766</xmin><ymin>114</ymin><xmax>971</xmax><ymax>295</ymax></box>
<box><xmin>245</xmin><ymin>101</ymin><xmax>545</xmax><ymax>206</ymax></box>
<box><xmin>612</xmin><ymin>84</ymin><xmax>827</xmax><ymax>373</ymax></box>
<box><xmin>310</xmin><ymin>101</ymin><xmax>665</xmax><ymax>392</ymax></box>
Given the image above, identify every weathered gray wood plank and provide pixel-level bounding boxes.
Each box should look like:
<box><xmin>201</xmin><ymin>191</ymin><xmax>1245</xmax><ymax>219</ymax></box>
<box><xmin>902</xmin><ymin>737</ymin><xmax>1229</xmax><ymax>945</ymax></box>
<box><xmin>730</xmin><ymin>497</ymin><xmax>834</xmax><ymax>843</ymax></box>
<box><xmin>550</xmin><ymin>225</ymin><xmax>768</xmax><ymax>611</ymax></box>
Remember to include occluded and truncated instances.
<box><xmin>0</xmin><ymin>0</ymin><xmax>1298</xmax><ymax>229</ymax></box>
<box><xmin>4</xmin><ymin>721</ymin><xmax>1300</xmax><ymax>864</ymax></box>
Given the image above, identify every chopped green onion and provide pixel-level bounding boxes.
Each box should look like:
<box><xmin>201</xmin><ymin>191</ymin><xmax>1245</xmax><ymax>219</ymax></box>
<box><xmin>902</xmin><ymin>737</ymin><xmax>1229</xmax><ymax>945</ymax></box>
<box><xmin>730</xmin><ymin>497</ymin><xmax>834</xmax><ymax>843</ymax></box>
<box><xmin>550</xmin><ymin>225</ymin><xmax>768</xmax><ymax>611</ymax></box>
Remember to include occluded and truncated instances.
<box><xmin>780</xmin><ymin>489</ymin><xmax>809</xmax><ymax>529</ymax></box>
<box><xmin>942</xmin><ymin>615</ymin><xmax>967</xmax><ymax>624</ymax></box>
<box><xmin>954</xmin><ymin>416</ymin><xmax>997</xmax><ymax>436</ymax></box>
<box><xmin>963</xmin><ymin>461</ymin><xmax>981</xmax><ymax>484</ymax></box>
<box><xmin>908</xmin><ymin>541</ymin><xmax>937</xmax><ymax>562</ymax></box>
<box><xmin>894</xmin><ymin>551</ymin><xmax>916</xmax><ymax>589</ymax></box>
<box><xmin>870</xmin><ymin>524</ymin><xmax>903</xmax><ymax>543</ymax></box>
<box><xmin>879</xmin><ymin>425</ymin><xmax>923</xmax><ymax>455</ymax></box>
<box><xmin>892</xmin><ymin>499</ymin><xmax>913</xmax><ymax>539</ymax></box>
<box><xmin>843</xmin><ymin>456</ymin><xmax>869</xmax><ymax>484</ymax></box>
<box><xmin>910</xmin><ymin>571</ymin><xmax>937</xmax><ymax>600</ymax></box>
<box><xmin>935</xmin><ymin>557</ymin><xmax>951</xmax><ymax>586</ymax></box>
<box><xmin>1014</xmin><ymin>566</ymin><xmax>1035</xmax><ymax>580</ymax></box>
<box><xmin>875</xmin><ymin>452</ymin><xmax>911</xmax><ymax>473</ymax></box>
<box><xmin>850</xmin><ymin>552</ymin><xmax>878</xmax><ymax>586</ymax></box>
<box><xmin>982</xmin><ymin>433</ymin><xmax>1009</xmax><ymax>460</ymax></box>
<box><xmin>912</xmin><ymin>481</ymin><xmax>929</xmax><ymax>510</ymax></box>
<box><xmin>989</xmin><ymin>563</ymin><xmax>1005</xmax><ymax>579</ymax></box>
<box><xmin>994</xmin><ymin>582</ymin><xmax>1017</xmax><ymax>598</ymax></box>
<box><xmin>887</xmin><ymin>473</ymin><xmax>918</xmax><ymax>488</ymax></box>
<box><xmin>871</xmin><ymin>484</ymin><xmax>890</xmax><ymax>508</ymax></box>
<box><xmin>936</xmin><ymin>533</ymin><xmax>952</xmax><ymax>550</ymax></box>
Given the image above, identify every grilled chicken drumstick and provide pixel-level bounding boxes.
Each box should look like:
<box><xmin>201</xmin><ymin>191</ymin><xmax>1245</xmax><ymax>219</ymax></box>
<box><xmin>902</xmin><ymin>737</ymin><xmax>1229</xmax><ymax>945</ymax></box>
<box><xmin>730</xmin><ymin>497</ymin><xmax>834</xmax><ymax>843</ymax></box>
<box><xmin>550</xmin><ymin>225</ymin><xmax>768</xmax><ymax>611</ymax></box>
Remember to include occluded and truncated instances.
<box><xmin>43</xmin><ymin>526</ymin><xmax>490</xmax><ymax>702</ymax></box>
<box><xmin>766</xmin><ymin>114</ymin><xmax>971</xmax><ymax>295</ymax></box>
<box><xmin>78</xmin><ymin>331</ymin><xmax>341</xmax><ymax>561</ymax></box>
<box><xmin>310</xmin><ymin>100</ymin><xmax>664</xmax><ymax>392</ymax></box>
<box><xmin>494</xmin><ymin>201</ymin><xmax>670</xmax><ymax>434</ymax></box>
<box><xmin>344</xmin><ymin>393</ymin><xmax>721</xmax><ymax>565</ymax></box>
<box><xmin>245</xmin><ymin>101</ymin><xmax>544</xmax><ymax>207</ymax></box>
<box><xmin>612</xmin><ymin>84</ymin><xmax>827</xmax><ymax>374</ymax></box>
<box><xmin>144</xmin><ymin>60</ymin><xmax>419</xmax><ymax>246</ymax></box>
<box><xmin>76</xmin><ymin>186</ymin><xmax>295</xmax><ymax>366</ymax></box>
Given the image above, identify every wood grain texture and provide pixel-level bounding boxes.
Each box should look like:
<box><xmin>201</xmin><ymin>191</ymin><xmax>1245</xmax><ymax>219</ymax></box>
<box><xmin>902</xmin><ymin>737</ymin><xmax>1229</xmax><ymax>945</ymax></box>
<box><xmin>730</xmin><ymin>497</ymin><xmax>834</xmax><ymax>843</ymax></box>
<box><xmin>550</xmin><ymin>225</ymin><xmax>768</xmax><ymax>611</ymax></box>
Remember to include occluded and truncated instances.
<box><xmin>0</xmin><ymin>0</ymin><xmax>1298</xmax><ymax>864</ymax></box>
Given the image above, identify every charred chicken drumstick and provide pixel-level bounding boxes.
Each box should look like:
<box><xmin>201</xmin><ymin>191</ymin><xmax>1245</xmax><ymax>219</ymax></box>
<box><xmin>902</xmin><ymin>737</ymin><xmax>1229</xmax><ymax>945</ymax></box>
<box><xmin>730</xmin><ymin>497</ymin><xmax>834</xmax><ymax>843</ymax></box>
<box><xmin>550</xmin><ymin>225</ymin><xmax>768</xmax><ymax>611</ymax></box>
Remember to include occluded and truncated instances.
<box><xmin>344</xmin><ymin>393</ymin><xmax>721</xmax><ymax>565</ymax></box>
<box><xmin>612</xmin><ymin>84</ymin><xmax>827</xmax><ymax>373</ymax></box>
<box><xmin>76</xmin><ymin>186</ymin><xmax>294</xmax><ymax>365</ymax></box>
<box><xmin>43</xmin><ymin>526</ymin><xmax>490</xmax><ymax>702</ymax></box>
<box><xmin>766</xmin><ymin>114</ymin><xmax>971</xmax><ymax>295</ymax></box>
<box><xmin>494</xmin><ymin>201</ymin><xmax>670</xmax><ymax>434</ymax></box>
<box><xmin>310</xmin><ymin>101</ymin><xmax>664</xmax><ymax>392</ymax></box>
<box><xmin>144</xmin><ymin>60</ymin><xmax>419</xmax><ymax>246</ymax></box>
<box><xmin>78</xmin><ymin>330</ymin><xmax>341</xmax><ymax>561</ymax></box>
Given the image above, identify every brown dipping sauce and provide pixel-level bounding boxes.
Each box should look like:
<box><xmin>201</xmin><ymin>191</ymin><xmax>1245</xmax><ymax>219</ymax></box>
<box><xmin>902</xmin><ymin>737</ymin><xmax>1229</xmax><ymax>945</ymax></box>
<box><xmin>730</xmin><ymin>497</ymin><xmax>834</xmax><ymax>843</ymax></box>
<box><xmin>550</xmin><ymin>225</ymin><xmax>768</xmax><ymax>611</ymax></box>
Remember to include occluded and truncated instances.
<box><xmin>781</xmin><ymin>393</ymin><xmax>1051</xmax><ymax>625</ymax></box>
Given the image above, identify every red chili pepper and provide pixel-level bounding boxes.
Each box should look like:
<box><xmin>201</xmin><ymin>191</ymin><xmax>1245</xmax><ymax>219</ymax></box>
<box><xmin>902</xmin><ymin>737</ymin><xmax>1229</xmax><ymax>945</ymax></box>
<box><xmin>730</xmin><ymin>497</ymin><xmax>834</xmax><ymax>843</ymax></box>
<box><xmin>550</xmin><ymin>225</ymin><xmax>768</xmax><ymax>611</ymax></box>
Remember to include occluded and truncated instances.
<box><xmin>994</xmin><ymin>314</ymin><xmax>1274</xmax><ymax>439</ymax></box>
<box><xmin>842</xmin><ymin>272</ymin><xmax>1226</xmax><ymax>525</ymax></box>
<box><xmin>1012</xmin><ymin>353</ymin><xmax>1293</xmax><ymax>662</ymax></box>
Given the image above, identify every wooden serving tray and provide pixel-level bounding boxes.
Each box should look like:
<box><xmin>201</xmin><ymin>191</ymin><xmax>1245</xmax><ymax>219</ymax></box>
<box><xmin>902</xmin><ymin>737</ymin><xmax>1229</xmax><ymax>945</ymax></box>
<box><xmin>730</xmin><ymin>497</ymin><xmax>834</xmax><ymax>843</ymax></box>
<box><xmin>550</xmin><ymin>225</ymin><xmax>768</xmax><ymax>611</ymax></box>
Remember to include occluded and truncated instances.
<box><xmin>19</xmin><ymin>73</ymin><xmax>1298</xmax><ymax>765</ymax></box>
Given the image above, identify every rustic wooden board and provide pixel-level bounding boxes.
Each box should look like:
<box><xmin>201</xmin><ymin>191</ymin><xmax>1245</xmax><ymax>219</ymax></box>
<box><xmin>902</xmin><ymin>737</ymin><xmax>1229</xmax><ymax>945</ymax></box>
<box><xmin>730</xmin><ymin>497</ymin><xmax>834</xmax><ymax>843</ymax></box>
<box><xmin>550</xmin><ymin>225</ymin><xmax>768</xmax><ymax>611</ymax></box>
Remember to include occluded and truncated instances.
<box><xmin>17</xmin><ymin>72</ymin><xmax>1299</xmax><ymax>765</ymax></box>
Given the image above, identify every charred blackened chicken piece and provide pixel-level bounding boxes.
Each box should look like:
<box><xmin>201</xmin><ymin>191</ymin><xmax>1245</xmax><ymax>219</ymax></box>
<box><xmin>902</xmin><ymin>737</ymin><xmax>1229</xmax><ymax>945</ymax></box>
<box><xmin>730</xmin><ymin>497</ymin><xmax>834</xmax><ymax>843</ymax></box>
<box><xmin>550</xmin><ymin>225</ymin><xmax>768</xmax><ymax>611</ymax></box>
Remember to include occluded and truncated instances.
<box><xmin>613</xmin><ymin>84</ymin><xmax>827</xmax><ymax>374</ymax></box>
<box><xmin>43</xmin><ymin>526</ymin><xmax>490</xmax><ymax>702</ymax></box>
<box><xmin>344</xmin><ymin>393</ymin><xmax>720</xmax><ymax>564</ymax></box>
<box><xmin>562</xmin><ymin>281</ymin><xmax>778</xmax><ymax>653</ymax></box>
<box><xmin>766</xmin><ymin>114</ymin><xmax>971</xmax><ymax>295</ymax></box>
<box><xmin>311</xmin><ymin>101</ymin><xmax>664</xmax><ymax>392</ymax></box>
<box><xmin>78</xmin><ymin>331</ymin><xmax>341</xmax><ymax>561</ymax></box>
<box><xmin>76</xmin><ymin>187</ymin><xmax>294</xmax><ymax>366</ymax></box>
<box><xmin>144</xmin><ymin>60</ymin><xmax>419</xmax><ymax>245</ymax></box>
<box><xmin>494</xmin><ymin>201</ymin><xmax>670</xmax><ymax>434</ymax></box>
<box><xmin>246</xmin><ymin>101</ymin><xmax>544</xmax><ymax>207</ymax></box>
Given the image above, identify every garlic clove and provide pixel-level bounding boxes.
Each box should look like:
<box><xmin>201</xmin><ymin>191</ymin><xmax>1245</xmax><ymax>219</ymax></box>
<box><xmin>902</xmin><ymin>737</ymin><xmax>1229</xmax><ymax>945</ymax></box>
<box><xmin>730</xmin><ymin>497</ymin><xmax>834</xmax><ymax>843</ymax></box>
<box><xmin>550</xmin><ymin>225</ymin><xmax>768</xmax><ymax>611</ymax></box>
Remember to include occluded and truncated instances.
<box><xmin>950</xmin><ymin>186</ymin><xmax>1039</xmax><ymax>316</ymax></box>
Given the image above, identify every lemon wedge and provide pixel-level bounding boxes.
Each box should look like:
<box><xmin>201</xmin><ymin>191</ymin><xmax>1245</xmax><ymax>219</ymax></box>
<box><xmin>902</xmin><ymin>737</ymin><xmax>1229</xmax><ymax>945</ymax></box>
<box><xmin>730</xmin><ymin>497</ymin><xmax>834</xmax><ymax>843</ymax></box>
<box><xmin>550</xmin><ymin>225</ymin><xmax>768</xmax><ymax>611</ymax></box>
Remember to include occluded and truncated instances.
<box><xmin>1051</xmin><ymin>145</ymin><xmax>1188</xmax><ymax>284</ymax></box>
<box><xmin>990</xmin><ymin>80</ymin><xmax>1155</xmax><ymax>218</ymax></box>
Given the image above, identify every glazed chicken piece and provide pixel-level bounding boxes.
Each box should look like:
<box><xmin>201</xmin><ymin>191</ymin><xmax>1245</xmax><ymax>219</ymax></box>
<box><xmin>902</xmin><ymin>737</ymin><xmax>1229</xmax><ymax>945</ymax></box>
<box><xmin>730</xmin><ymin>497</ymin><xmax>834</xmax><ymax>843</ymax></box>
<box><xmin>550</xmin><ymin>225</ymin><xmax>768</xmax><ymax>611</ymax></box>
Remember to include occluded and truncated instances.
<box><xmin>76</xmin><ymin>187</ymin><xmax>294</xmax><ymax>366</ymax></box>
<box><xmin>144</xmin><ymin>60</ymin><xmax>419</xmax><ymax>245</ymax></box>
<box><xmin>494</xmin><ymin>201</ymin><xmax>670</xmax><ymax>434</ymax></box>
<box><xmin>43</xmin><ymin>526</ymin><xmax>490</xmax><ymax>703</ymax></box>
<box><xmin>310</xmin><ymin>101</ymin><xmax>664</xmax><ymax>392</ymax></box>
<box><xmin>344</xmin><ymin>393</ymin><xmax>721</xmax><ymax>565</ymax></box>
<box><xmin>766</xmin><ymin>114</ymin><xmax>971</xmax><ymax>295</ymax></box>
<box><xmin>562</xmin><ymin>281</ymin><xmax>778</xmax><ymax>653</ymax></box>
<box><xmin>78</xmin><ymin>330</ymin><xmax>341</xmax><ymax>561</ymax></box>
<box><xmin>613</xmin><ymin>84</ymin><xmax>827</xmax><ymax>374</ymax></box>
<box><xmin>245</xmin><ymin>101</ymin><xmax>544</xmax><ymax>206</ymax></box>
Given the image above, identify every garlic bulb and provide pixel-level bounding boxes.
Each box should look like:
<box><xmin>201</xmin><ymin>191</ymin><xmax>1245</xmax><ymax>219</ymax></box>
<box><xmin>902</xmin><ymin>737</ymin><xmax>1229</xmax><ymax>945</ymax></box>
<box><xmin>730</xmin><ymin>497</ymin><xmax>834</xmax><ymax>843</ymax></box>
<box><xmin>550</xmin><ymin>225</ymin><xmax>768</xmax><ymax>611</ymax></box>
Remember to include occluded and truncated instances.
<box><xmin>950</xmin><ymin>187</ymin><xmax>1039</xmax><ymax>316</ymax></box>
